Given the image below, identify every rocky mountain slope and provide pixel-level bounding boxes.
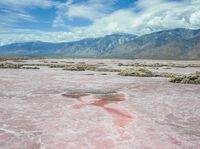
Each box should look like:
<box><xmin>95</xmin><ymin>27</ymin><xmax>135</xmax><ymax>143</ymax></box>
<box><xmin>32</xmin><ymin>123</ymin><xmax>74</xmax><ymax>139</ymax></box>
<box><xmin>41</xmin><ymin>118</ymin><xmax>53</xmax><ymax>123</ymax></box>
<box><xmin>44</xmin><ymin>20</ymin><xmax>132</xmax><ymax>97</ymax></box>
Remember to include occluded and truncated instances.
<box><xmin>0</xmin><ymin>28</ymin><xmax>199</xmax><ymax>59</ymax></box>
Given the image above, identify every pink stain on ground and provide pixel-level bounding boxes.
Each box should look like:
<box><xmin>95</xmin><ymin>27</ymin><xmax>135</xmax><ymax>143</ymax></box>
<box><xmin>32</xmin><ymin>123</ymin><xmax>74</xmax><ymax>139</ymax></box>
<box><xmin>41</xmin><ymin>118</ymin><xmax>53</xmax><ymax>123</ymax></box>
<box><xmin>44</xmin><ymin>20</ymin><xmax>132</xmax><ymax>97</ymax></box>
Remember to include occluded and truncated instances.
<box><xmin>94</xmin><ymin>139</ymin><xmax>116</xmax><ymax>149</ymax></box>
<box><xmin>92</xmin><ymin>94</ymin><xmax>125</xmax><ymax>107</ymax></box>
<box><xmin>1</xmin><ymin>61</ymin><xmax>200</xmax><ymax>148</ymax></box>
<box><xmin>73</xmin><ymin>103</ymin><xmax>87</xmax><ymax>109</ymax></box>
<box><xmin>64</xmin><ymin>93</ymin><xmax>134</xmax><ymax>127</ymax></box>
<box><xmin>104</xmin><ymin>107</ymin><xmax>134</xmax><ymax>127</ymax></box>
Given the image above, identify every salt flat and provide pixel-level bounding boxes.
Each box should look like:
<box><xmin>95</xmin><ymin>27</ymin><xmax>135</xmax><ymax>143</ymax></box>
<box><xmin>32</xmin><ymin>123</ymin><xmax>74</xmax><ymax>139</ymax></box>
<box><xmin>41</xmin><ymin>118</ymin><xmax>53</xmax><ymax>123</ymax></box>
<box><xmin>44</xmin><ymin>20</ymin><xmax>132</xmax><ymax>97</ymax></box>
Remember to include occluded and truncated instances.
<box><xmin>0</xmin><ymin>59</ymin><xmax>200</xmax><ymax>149</ymax></box>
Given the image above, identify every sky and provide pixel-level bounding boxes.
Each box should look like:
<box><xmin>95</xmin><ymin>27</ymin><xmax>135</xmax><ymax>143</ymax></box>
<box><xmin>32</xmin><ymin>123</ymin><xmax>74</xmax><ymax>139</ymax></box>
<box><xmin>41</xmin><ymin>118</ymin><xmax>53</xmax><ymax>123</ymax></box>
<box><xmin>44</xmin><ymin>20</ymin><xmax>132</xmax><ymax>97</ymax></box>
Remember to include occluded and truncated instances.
<box><xmin>0</xmin><ymin>0</ymin><xmax>200</xmax><ymax>45</ymax></box>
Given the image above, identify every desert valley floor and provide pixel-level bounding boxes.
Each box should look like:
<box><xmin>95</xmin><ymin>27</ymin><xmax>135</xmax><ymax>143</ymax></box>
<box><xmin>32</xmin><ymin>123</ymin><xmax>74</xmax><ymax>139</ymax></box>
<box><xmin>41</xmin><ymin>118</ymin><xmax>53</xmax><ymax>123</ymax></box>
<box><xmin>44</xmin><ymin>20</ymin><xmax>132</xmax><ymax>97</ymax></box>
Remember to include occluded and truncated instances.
<box><xmin>0</xmin><ymin>59</ymin><xmax>200</xmax><ymax>149</ymax></box>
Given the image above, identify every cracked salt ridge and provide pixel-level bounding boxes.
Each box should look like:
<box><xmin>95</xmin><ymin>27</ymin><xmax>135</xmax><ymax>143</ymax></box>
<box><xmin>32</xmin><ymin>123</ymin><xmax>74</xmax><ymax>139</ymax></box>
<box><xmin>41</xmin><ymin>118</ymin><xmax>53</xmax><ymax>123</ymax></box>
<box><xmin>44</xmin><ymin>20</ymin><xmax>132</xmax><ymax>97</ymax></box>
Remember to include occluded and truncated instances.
<box><xmin>62</xmin><ymin>93</ymin><xmax>134</xmax><ymax>127</ymax></box>
<box><xmin>0</xmin><ymin>128</ymin><xmax>21</xmax><ymax>137</ymax></box>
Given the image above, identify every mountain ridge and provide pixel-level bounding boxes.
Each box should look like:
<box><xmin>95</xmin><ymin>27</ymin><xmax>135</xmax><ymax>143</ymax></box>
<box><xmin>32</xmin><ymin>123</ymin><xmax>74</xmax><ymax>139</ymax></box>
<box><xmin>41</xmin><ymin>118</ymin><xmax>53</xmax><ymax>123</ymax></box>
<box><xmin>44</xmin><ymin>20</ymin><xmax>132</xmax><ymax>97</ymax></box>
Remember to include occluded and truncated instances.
<box><xmin>0</xmin><ymin>28</ymin><xmax>200</xmax><ymax>60</ymax></box>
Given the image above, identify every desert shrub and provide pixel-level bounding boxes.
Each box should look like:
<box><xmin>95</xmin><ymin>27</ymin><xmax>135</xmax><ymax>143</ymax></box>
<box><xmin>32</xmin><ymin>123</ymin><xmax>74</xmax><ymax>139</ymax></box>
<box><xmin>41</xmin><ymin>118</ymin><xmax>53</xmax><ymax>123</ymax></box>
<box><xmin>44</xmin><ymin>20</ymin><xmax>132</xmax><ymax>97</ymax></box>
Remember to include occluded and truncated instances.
<box><xmin>0</xmin><ymin>63</ymin><xmax>23</xmax><ymax>69</ymax></box>
<box><xmin>153</xmin><ymin>72</ymin><xmax>179</xmax><ymax>78</ymax></box>
<box><xmin>27</xmin><ymin>64</ymin><xmax>48</xmax><ymax>66</ymax></box>
<box><xmin>118</xmin><ymin>67</ymin><xmax>154</xmax><ymax>77</ymax></box>
<box><xmin>0</xmin><ymin>63</ymin><xmax>41</xmax><ymax>69</ymax></box>
<box><xmin>92</xmin><ymin>67</ymin><xmax>120</xmax><ymax>72</ymax></box>
<box><xmin>118</xmin><ymin>67</ymin><xmax>179</xmax><ymax>78</ymax></box>
<box><xmin>63</xmin><ymin>64</ymin><xmax>120</xmax><ymax>72</ymax></box>
<box><xmin>49</xmin><ymin>64</ymin><xmax>65</xmax><ymax>68</ymax></box>
<box><xmin>22</xmin><ymin>66</ymin><xmax>40</xmax><ymax>69</ymax></box>
<box><xmin>118</xmin><ymin>63</ymin><xmax>123</xmax><ymax>66</ymax></box>
<box><xmin>170</xmin><ymin>72</ymin><xmax>200</xmax><ymax>84</ymax></box>
<box><xmin>63</xmin><ymin>64</ymin><xmax>96</xmax><ymax>71</ymax></box>
<box><xmin>12</xmin><ymin>60</ymin><xmax>25</xmax><ymax>63</ymax></box>
<box><xmin>118</xmin><ymin>62</ymin><xmax>200</xmax><ymax>68</ymax></box>
<box><xmin>23</xmin><ymin>63</ymin><xmax>65</xmax><ymax>68</ymax></box>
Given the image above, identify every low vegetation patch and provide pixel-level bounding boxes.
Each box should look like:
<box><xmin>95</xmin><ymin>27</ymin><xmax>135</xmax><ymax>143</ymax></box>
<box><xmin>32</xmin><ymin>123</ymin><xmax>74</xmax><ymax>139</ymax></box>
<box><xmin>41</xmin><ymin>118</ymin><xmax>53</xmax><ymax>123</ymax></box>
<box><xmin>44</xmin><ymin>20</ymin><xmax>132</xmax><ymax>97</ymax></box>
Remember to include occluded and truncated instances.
<box><xmin>92</xmin><ymin>67</ymin><xmax>120</xmax><ymax>72</ymax></box>
<box><xmin>21</xmin><ymin>66</ymin><xmax>40</xmax><ymax>69</ymax></box>
<box><xmin>118</xmin><ymin>67</ymin><xmax>154</xmax><ymax>77</ymax></box>
<box><xmin>63</xmin><ymin>64</ymin><xmax>96</xmax><ymax>71</ymax></box>
<box><xmin>118</xmin><ymin>62</ymin><xmax>200</xmax><ymax>68</ymax></box>
<box><xmin>118</xmin><ymin>67</ymin><xmax>200</xmax><ymax>84</ymax></box>
<box><xmin>153</xmin><ymin>72</ymin><xmax>179</xmax><ymax>78</ymax></box>
<box><xmin>0</xmin><ymin>56</ymin><xmax>45</xmax><ymax>61</ymax></box>
<box><xmin>0</xmin><ymin>63</ymin><xmax>40</xmax><ymax>69</ymax></box>
<box><xmin>0</xmin><ymin>63</ymin><xmax>23</xmax><ymax>69</ymax></box>
<box><xmin>48</xmin><ymin>64</ymin><xmax>66</xmax><ymax>68</ymax></box>
<box><xmin>63</xmin><ymin>64</ymin><xmax>120</xmax><ymax>72</ymax></box>
<box><xmin>118</xmin><ymin>67</ymin><xmax>181</xmax><ymax>78</ymax></box>
<box><xmin>170</xmin><ymin>72</ymin><xmax>200</xmax><ymax>84</ymax></box>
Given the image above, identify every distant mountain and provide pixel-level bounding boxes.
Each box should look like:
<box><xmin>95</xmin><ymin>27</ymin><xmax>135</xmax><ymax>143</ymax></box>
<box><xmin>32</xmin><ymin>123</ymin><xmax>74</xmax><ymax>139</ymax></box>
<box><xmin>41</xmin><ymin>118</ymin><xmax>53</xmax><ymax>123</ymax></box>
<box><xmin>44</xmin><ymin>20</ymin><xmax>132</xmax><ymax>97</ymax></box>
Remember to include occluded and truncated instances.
<box><xmin>0</xmin><ymin>28</ymin><xmax>200</xmax><ymax>59</ymax></box>
<box><xmin>108</xmin><ymin>28</ymin><xmax>200</xmax><ymax>59</ymax></box>
<box><xmin>0</xmin><ymin>34</ymin><xmax>137</xmax><ymax>57</ymax></box>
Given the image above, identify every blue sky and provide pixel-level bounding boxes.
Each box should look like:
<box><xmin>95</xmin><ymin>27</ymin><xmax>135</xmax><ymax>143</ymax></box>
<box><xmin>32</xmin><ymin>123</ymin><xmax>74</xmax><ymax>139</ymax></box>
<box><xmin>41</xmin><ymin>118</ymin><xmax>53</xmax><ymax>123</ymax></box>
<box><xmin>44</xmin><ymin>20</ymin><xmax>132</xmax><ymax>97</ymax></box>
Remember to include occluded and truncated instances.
<box><xmin>0</xmin><ymin>0</ymin><xmax>200</xmax><ymax>45</ymax></box>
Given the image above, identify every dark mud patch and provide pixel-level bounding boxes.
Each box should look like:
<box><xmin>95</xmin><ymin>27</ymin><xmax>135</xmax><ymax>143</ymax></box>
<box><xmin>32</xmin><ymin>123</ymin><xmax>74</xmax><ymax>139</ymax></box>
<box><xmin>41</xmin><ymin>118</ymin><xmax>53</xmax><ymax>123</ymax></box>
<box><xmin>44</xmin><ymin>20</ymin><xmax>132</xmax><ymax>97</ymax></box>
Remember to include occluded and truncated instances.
<box><xmin>81</xmin><ymin>73</ymin><xmax>95</xmax><ymax>76</ymax></box>
<box><xmin>63</xmin><ymin>89</ymin><xmax>117</xmax><ymax>95</ymax></box>
<box><xmin>100</xmin><ymin>73</ymin><xmax>107</xmax><ymax>75</ymax></box>
<box><xmin>62</xmin><ymin>93</ymin><xmax>89</xmax><ymax>102</ymax></box>
<box><xmin>62</xmin><ymin>93</ymin><xmax>89</xmax><ymax>99</ymax></box>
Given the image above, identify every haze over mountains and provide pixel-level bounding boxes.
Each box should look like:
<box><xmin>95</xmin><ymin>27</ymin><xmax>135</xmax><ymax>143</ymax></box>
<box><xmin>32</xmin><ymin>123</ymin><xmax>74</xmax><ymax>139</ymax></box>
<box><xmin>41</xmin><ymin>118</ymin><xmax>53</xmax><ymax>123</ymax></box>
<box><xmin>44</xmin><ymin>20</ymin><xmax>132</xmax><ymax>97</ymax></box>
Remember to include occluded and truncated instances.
<box><xmin>0</xmin><ymin>28</ymin><xmax>200</xmax><ymax>60</ymax></box>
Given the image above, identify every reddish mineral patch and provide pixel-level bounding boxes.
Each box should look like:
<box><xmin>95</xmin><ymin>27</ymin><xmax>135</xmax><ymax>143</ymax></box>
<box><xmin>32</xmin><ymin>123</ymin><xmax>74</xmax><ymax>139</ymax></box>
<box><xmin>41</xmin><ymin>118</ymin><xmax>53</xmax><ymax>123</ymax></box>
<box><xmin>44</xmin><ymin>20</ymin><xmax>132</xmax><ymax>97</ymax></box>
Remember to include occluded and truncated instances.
<box><xmin>69</xmin><ymin>93</ymin><xmax>134</xmax><ymax>127</ymax></box>
<box><xmin>104</xmin><ymin>107</ymin><xmax>134</xmax><ymax>119</ymax></box>
<box><xmin>94</xmin><ymin>139</ymin><xmax>116</xmax><ymax>149</ymax></box>
<box><xmin>104</xmin><ymin>107</ymin><xmax>134</xmax><ymax>127</ymax></box>
<box><xmin>168</xmin><ymin>136</ymin><xmax>182</xmax><ymax>146</ymax></box>
<box><xmin>91</xmin><ymin>94</ymin><xmax>134</xmax><ymax>127</ymax></box>
<box><xmin>92</xmin><ymin>94</ymin><xmax>125</xmax><ymax>107</ymax></box>
<box><xmin>73</xmin><ymin>103</ymin><xmax>87</xmax><ymax>109</ymax></box>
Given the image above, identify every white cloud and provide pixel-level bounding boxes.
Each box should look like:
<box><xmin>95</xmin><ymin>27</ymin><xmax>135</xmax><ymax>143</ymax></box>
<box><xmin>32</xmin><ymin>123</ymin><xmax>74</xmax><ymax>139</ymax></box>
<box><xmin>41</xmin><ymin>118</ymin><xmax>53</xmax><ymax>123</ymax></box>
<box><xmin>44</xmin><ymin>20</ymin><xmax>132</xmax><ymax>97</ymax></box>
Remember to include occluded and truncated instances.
<box><xmin>53</xmin><ymin>0</ymin><xmax>116</xmax><ymax>28</ymax></box>
<box><xmin>0</xmin><ymin>9</ymin><xmax>36</xmax><ymax>27</ymax></box>
<box><xmin>190</xmin><ymin>11</ymin><xmax>200</xmax><ymax>27</ymax></box>
<box><xmin>0</xmin><ymin>0</ymin><xmax>59</xmax><ymax>29</ymax></box>
<box><xmin>0</xmin><ymin>0</ymin><xmax>58</xmax><ymax>9</ymax></box>
<box><xmin>0</xmin><ymin>0</ymin><xmax>200</xmax><ymax>45</ymax></box>
<box><xmin>67</xmin><ymin>5</ymin><xmax>104</xmax><ymax>20</ymax></box>
<box><xmin>52</xmin><ymin>0</ymin><xmax>200</xmax><ymax>35</ymax></box>
<box><xmin>73</xmin><ymin>0</ymin><xmax>200</xmax><ymax>35</ymax></box>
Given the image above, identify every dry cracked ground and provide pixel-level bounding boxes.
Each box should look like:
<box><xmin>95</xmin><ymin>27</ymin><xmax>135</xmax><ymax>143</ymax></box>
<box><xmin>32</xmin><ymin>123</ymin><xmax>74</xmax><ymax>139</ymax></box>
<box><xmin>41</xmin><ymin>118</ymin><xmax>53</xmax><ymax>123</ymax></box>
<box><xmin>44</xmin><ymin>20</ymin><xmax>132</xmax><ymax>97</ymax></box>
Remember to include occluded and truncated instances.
<box><xmin>0</xmin><ymin>59</ymin><xmax>200</xmax><ymax>149</ymax></box>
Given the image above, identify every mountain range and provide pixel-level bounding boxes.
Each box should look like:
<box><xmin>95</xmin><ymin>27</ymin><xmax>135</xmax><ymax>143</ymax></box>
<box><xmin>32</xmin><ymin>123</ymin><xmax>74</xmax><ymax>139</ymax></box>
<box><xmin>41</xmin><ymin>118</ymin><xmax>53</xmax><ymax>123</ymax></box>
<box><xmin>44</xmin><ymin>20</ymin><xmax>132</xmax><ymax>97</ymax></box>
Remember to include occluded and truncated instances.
<box><xmin>0</xmin><ymin>28</ymin><xmax>200</xmax><ymax>59</ymax></box>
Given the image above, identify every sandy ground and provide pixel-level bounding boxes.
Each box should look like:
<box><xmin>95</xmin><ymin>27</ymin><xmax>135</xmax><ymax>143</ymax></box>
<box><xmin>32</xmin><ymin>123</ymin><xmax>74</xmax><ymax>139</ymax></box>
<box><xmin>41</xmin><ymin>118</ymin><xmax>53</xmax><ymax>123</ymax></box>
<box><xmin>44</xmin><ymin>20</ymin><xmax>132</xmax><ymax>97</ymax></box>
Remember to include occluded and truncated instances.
<box><xmin>0</xmin><ymin>59</ymin><xmax>200</xmax><ymax>149</ymax></box>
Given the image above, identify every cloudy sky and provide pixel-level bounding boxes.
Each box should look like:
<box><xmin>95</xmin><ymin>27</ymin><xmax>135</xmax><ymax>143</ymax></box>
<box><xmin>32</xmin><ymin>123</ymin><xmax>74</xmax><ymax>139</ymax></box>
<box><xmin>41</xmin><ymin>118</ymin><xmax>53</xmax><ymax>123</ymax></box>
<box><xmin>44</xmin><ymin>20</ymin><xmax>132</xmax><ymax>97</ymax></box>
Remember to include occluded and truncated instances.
<box><xmin>0</xmin><ymin>0</ymin><xmax>200</xmax><ymax>45</ymax></box>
